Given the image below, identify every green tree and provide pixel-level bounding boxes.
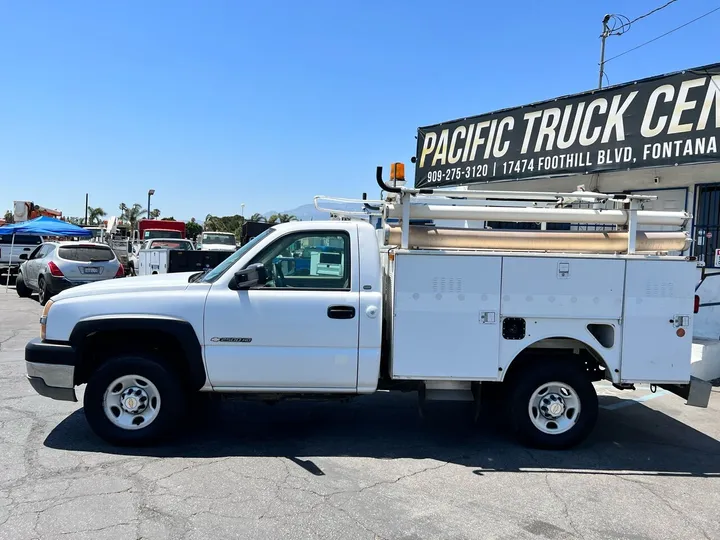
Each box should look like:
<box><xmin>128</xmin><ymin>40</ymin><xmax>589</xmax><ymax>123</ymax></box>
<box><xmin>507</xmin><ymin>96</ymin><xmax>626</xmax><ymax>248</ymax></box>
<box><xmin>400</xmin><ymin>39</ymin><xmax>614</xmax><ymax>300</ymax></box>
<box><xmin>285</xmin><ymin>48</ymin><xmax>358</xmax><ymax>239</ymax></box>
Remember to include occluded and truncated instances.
<box><xmin>87</xmin><ymin>206</ymin><xmax>107</xmax><ymax>225</ymax></box>
<box><xmin>186</xmin><ymin>218</ymin><xmax>202</xmax><ymax>240</ymax></box>
<box><xmin>119</xmin><ymin>203</ymin><xmax>146</xmax><ymax>231</ymax></box>
<box><xmin>248</xmin><ymin>213</ymin><xmax>266</xmax><ymax>222</ymax></box>
<box><xmin>65</xmin><ymin>216</ymin><xmax>84</xmax><ymax>225</ymax></box>
<box><xmin>3</xmin><ymin>210</ymin><xmax>13</xmax><ymax>224</ymax></box>
<box><xmin>149</xmin><ymin>208</ymin><xmax>161</xmax><ymax>219</ymax></box>
<box><xmin>204</xmin><ymin>214</ymin><xmax>244</xmax><ymax>233</ymax></box>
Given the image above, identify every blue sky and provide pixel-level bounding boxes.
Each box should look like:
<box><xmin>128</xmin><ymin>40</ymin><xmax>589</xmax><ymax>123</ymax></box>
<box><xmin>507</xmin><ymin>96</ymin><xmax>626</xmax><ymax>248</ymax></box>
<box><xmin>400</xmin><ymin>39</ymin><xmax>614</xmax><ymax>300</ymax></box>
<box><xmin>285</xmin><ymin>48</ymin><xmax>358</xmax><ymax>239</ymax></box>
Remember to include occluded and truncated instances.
<box><xmin>1</xmin><ymin>0</ymin><xmax>718</xmax><ymax>221</ymax></box>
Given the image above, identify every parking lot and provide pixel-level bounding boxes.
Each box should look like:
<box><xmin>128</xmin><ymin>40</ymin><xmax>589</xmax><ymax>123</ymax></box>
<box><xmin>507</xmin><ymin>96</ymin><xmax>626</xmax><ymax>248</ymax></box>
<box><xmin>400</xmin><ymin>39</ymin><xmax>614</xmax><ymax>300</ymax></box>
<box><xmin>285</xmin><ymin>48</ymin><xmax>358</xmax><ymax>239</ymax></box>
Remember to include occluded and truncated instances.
<box><xmin>0</xmin><ymin>289</ymin><xmax>719</xmax><ymax>540</ymax></box>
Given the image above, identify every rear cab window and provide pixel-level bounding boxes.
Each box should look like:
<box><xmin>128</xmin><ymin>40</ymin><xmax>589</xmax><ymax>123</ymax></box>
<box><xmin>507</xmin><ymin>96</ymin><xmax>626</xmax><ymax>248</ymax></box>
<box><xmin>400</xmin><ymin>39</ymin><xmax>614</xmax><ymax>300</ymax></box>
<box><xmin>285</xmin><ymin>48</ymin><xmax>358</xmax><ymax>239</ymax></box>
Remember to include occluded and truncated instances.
<box><xmin>0</xmin><ymin>235</ymin><xmax>42</xmax><ymax>245</ymax></box>
<box><xmin>58</xmin><ymin>245</ymin><xmax>115</xmax><ymax>262</ymax></box>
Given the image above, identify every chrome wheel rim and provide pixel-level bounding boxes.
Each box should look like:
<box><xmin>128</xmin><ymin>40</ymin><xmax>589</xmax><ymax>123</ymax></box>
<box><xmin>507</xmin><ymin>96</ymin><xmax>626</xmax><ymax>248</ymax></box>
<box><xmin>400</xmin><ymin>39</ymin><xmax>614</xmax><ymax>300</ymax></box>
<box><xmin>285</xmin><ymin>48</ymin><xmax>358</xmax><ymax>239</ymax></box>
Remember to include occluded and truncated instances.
<box><xmin>528</xmin><ymin>381</ymin><xmax>581</xmax><ymax>435</ymax></box>
<box><xmin>103</xmin><ymin>374</ymin><xmax>161</xmax><ymax>430</ymax></box>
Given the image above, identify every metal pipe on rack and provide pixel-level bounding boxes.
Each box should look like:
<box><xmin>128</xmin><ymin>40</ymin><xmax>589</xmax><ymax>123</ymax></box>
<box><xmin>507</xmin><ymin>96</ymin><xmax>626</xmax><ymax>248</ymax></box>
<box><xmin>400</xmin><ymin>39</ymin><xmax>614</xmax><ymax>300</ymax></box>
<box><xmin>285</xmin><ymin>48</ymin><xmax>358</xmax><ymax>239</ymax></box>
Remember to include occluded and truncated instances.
<box><xmin>383</xmin><ymin>225</ymin><xmax>691</xmax><ymax>254</ymax></box>
<box><xmin>384</xmin><ymin>203</ymin><xmax>689</xmax><ymax>227</ymax></box>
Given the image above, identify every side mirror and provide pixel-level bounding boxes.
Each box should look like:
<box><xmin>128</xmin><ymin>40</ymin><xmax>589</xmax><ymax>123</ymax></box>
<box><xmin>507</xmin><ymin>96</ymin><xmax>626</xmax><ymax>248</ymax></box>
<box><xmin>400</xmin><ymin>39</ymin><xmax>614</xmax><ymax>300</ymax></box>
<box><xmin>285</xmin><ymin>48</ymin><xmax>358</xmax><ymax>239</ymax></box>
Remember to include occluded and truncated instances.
<box><xmin>229</xmin><ymin>263</ymin><xmax>268</xmax><ymax>290</ymax></box>
<box><xmin>19</xmin><ymin>254</ymin><xmax>28</xmax><ymax>261</ymax></box>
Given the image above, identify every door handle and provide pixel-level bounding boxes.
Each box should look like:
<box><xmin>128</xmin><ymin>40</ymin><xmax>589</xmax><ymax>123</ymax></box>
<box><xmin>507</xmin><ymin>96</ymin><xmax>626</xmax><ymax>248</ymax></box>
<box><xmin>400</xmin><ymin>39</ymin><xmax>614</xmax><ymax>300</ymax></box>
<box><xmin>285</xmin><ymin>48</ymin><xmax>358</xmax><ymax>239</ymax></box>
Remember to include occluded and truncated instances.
<box><xmin>327</xmin><ymin>305</ymin><xmax>356</xmax><ymax>319</ymax></box>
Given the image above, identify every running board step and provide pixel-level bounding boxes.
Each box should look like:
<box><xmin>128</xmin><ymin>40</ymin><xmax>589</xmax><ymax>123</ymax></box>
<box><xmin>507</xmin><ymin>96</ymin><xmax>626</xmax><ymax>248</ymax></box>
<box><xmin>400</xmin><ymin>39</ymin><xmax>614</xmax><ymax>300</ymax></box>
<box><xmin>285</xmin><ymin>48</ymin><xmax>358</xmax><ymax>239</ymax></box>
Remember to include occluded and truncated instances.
<box><xmin>422</xmin><ymin>381</ymin><xmax>474</xmax><ymax>402</ymax></box>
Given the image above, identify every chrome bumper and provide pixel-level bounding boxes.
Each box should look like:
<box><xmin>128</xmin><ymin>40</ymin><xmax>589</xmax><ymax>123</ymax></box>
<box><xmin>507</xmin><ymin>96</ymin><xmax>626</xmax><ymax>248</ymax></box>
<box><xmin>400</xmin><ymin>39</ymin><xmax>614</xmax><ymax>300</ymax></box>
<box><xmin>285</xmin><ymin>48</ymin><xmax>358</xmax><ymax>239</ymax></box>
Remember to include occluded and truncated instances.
<box><xmin>26</xmin><ymin>361</ymin><xmax>77</xmax><ymax>402</ymax></box>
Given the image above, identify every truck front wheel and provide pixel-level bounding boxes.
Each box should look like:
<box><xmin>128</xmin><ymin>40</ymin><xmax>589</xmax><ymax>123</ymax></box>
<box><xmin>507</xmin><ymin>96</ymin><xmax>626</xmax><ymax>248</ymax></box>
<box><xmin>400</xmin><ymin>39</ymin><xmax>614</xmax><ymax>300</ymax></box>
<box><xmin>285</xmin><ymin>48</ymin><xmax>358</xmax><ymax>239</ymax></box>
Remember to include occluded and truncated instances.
<box><xmin>84</xmin><ymin>354</ymin><xmax>187</xmax><ymax>446</ymax></box>
<box><xmin>508</xmin><ymin>360</ymin><xmax>598</xmax><ymax>450</ymax></box>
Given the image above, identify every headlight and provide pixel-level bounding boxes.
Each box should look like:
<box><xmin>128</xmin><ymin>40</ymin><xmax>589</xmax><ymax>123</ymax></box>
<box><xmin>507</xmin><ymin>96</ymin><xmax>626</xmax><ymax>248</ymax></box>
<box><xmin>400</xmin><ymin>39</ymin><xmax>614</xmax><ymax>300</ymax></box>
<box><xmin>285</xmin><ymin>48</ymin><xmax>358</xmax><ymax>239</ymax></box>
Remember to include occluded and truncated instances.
<box><xmin>40</xmin><ymin>300</ymin><xmax>54</xmax><ymax>341</ymax></box>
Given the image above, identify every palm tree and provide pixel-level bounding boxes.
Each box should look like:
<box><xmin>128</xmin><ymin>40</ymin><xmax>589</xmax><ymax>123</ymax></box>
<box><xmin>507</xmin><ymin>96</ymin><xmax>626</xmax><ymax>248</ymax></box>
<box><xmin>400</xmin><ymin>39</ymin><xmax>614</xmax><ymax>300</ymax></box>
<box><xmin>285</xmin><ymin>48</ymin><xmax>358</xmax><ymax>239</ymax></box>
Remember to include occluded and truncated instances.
<box><xmin>150</xmin><ymin>209</ymin><xmax>161</xmax><ymax>219</ymax></box>
<box><xmin>248</xmin><ymin>213</ymin><xmax>266</xmax><ymax>223</ymax></box>
<box><xmin>87</xmin><ymin>206</ymin><xmax>107</xmax><ymax>225</ymax></box>
<box><xmin>268</xmin><ymin>213</ymin><xmax>298</xmax><ymax>224</ymax></box>
<box><xmin>120</xmin><ymin>203</ymin><xmax>146</xmax><ymax>231</ymax></box>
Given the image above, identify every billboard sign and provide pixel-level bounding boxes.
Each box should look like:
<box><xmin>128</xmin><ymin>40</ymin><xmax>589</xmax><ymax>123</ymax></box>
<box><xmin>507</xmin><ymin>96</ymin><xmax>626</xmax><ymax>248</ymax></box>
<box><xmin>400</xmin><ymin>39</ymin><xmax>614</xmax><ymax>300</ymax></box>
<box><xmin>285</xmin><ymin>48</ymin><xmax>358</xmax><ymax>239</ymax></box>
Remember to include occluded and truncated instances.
<box><xmin>415</xmin><ymin>63</ymin><xmax>720</xmax><ymax>188</ymax></box>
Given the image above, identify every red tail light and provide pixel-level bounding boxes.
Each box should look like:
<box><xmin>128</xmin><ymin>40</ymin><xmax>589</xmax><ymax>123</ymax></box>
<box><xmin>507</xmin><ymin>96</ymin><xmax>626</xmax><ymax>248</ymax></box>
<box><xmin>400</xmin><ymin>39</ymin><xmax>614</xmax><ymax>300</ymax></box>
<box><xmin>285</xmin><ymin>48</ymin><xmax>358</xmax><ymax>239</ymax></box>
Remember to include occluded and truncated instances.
<box><xmin>694</xmin><ymin>295</ymin><xmax>700</xmax><ymax>314</ymax></box>
<box><xmin>47</xmin><ymin>261</ymin><xmax>64</xmax><ymax>277</ymax></box>
<box><xmin>115</xmin><ymin>265</ymin><xmax>125</xmax><ymax>278</ymax></box>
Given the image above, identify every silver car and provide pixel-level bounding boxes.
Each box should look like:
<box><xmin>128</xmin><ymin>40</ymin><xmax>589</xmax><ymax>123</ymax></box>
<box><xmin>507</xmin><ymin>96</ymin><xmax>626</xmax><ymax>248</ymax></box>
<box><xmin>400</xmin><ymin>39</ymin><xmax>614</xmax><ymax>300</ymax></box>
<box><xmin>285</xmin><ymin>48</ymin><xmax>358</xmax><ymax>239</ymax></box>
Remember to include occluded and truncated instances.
<box><xmin>15</xmin><ymin>241</ymin><xmax>124</xmax><ymax>305</ymax></box>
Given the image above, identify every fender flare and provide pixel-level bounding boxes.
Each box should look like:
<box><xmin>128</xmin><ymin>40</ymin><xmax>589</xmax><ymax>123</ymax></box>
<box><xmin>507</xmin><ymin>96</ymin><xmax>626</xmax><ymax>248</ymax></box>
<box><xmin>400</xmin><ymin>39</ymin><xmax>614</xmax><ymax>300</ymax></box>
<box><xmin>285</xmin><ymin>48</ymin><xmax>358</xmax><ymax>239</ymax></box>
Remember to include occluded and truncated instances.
<box><xmin>502</xmin><ymin>334</ymin><xmax>613</xmax><ymax>383</ymax></box>
<box><xmin>69</xmin><ymin>316</ymin><xmax>206</xmax><ymax>390</ymax></box>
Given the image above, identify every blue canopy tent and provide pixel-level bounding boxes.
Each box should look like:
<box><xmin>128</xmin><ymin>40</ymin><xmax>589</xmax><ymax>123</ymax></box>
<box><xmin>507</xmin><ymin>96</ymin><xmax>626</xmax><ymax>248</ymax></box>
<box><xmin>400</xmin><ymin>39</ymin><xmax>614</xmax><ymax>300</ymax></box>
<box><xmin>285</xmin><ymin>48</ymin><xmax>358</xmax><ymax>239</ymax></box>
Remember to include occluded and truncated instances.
<box><xmin>0</xmin><ymin>216</ymin><xmax>92</xmax><ymax>292</ymax></box>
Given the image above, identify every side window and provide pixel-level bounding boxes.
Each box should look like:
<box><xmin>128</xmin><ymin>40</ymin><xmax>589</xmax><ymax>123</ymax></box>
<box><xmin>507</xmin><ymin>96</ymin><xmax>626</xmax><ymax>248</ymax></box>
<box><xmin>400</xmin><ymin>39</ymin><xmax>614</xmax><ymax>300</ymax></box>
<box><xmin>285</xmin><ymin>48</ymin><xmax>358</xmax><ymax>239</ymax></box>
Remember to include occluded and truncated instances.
<box><xmin>248</xmin><ymin>232</ymin><xmax>350</xmax><ymax>290</ymax></box>
<box><xmin>29</xmin><ymin>245</ymin><xmax>46</xmax><ymax>259</ymax></box>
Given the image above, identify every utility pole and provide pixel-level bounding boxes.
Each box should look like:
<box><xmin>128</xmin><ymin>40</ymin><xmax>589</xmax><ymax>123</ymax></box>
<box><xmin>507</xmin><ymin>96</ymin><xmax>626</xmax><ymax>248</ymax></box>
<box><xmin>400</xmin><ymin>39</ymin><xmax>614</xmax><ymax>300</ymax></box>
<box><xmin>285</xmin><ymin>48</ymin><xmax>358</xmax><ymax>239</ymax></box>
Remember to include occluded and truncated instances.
<box><xmin>84</xmin><ymin>193</ymin><xmax>89</xmax><ymax>226</ymax></box>
<box><xmin>598</xmin><ymin>14</ymin><xmax>611</xmax><ymax>89</ymax></box>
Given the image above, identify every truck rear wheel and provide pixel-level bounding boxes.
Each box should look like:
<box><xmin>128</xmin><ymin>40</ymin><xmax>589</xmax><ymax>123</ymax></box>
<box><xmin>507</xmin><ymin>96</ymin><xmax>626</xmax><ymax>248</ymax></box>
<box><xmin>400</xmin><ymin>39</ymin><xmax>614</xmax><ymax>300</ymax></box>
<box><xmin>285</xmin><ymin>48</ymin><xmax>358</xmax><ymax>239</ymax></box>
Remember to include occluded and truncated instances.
<box><xmin>84</xmin><ymin>354</ymin><xmax>187</xmax><ymax>446</ymax></box>
<box><xmin>508</xmin><ymin>360</ymin><xmax>598</xmax><ymax>450</ymax></box>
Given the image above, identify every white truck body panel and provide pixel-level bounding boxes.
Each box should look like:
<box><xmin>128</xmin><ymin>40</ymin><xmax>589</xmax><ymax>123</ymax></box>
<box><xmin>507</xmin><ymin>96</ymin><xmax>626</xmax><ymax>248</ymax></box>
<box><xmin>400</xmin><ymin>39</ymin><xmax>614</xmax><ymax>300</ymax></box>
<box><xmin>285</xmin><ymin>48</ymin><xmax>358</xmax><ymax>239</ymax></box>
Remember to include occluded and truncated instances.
<box><xmin>500</xmin><ymin>257</ymin><xmax>625</xmax><ymax>320</ymax></box>
<box><xmin>391</xmin><ymin>252</ymin><xmax>503</xmax><ymax>380</ymax></box>
<box><xmin>620</xmin><ymin>259</ymin><xmax>695</xmax><ymax>382</ymax></box>
<box><xmin>138</xmin><ymin>249</ymin><xmax>169</xmax><ymax>275</ymax></box>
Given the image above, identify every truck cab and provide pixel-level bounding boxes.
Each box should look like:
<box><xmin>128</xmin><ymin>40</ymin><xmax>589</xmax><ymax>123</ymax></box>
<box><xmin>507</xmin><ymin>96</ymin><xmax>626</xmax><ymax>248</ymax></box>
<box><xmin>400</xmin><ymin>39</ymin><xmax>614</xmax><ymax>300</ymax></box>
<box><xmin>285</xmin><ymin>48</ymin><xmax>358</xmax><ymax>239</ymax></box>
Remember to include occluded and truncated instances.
<box><xmin>196</xmin><ymin>231</ymin><xmax>237</xmax><ymax>252</ymax></box>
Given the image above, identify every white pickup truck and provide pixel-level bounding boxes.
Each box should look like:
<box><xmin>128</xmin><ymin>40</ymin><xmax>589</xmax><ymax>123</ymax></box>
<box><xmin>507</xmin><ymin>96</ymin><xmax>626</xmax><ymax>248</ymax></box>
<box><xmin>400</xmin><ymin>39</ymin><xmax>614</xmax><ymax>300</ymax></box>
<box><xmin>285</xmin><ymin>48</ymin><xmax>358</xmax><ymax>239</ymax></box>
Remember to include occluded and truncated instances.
<box><xmin>25</xmin><ymin>167</ymin><xmax>712</xmax><ymax>448</ymax></box>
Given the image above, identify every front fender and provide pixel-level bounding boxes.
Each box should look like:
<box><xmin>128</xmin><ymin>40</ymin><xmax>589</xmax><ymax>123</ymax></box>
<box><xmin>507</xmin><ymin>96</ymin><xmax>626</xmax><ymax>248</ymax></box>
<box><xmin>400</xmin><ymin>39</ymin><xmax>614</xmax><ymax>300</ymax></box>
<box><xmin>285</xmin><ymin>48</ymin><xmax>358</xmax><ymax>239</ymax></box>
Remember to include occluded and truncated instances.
<box><xmin>69</xmin><ymin>316</ymin><xmax>207</xmax><ymax>390</ymax></box>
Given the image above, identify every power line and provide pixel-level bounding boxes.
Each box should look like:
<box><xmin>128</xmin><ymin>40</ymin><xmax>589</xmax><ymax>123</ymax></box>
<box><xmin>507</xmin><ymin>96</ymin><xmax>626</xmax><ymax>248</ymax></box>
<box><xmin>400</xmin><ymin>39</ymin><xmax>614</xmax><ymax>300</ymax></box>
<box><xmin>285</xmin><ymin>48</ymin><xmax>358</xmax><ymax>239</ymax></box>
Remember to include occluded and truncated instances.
<box><xmin>605</xmin><ymin>6</ymin><xmax>720</xmax><ymax>64</ymax></box>
<box><xmin>611</xmin><ymin>0</ymin><xmax>679</xmax><ymax>35</ymax></box>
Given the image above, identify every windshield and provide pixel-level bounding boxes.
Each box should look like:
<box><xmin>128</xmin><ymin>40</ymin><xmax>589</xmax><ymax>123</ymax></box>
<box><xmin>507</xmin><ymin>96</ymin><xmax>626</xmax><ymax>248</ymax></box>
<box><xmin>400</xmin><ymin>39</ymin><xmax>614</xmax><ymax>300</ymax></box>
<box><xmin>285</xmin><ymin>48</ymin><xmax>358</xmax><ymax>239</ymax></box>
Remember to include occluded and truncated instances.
<box><xmin>149</xmin><ymin>240</ymin><xmax>194</xmax><ymax>250</ymax></box>
<box><xmin>144</xmin><ymin>229</ymin><xmax>182</xmax><ymax>240</ymax></box>
<box><xmin>202</xmin><ymin>233</ymin><xmax>236</xmax><ymax>245</ymax></box>
<box><xmin>200</xmin><ymin>227</ymin><xmax>275</xmax><ymax>283</ymax></box>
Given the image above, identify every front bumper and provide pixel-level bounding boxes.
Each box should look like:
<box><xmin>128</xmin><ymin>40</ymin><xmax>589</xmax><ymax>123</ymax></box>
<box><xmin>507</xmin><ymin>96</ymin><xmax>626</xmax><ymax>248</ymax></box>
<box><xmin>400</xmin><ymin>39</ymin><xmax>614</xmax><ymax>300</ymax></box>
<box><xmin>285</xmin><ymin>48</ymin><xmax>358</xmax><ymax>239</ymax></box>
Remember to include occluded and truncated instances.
<box><xmin>25</xmin><ymin>338</ymin><xmax>77</xmax><ymax>402</ymax></box>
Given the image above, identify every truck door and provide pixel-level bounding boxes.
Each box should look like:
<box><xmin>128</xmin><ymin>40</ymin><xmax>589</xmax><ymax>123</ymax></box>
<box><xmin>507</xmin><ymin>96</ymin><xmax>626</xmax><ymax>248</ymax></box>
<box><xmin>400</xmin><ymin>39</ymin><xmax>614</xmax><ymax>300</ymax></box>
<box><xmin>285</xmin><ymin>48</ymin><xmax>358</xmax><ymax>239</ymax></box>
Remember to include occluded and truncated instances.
<box><xmin>203</xmin><ymin>228</ymin><xmax>360</xmax><ymax>390</ymax></box>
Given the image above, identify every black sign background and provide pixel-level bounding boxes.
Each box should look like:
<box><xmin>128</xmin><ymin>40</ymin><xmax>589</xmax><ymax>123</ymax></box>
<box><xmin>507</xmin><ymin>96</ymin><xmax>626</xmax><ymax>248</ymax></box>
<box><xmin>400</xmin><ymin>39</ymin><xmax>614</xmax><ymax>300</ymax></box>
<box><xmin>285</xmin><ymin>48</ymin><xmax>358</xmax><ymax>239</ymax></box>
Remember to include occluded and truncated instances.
<box><xmin>415</xmin><ymin>62</ymin><xmax>720</xmax><ymax>188</ymax></box>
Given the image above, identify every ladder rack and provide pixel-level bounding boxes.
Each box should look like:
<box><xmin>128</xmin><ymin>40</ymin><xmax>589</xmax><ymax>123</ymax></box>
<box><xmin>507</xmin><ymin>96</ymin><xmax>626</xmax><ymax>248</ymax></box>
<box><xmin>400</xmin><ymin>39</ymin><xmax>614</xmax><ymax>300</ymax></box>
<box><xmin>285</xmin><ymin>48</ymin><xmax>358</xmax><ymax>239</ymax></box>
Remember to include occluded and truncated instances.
<box><xmin>313</xmin><ymin>166</ymin><xmax>692</xmax><ymax>255</ymax></box>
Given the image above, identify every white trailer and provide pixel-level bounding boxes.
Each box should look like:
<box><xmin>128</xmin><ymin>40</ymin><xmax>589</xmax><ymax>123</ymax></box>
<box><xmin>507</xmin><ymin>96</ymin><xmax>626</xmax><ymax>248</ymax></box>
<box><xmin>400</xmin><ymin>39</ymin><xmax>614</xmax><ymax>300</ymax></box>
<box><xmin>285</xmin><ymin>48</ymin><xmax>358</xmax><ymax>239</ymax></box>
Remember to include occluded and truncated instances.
<box><xmin>24</xmin><ymin>165</ymin><xmax>711</xmax><ymax>449</ymax></box>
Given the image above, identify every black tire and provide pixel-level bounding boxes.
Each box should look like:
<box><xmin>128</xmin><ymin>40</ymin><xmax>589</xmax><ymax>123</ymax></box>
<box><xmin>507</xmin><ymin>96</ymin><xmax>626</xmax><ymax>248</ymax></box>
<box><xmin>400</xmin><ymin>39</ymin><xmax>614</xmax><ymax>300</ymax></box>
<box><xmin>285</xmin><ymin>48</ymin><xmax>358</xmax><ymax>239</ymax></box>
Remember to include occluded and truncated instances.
<box><xmin>508</xmin><ymin>359</ymin><xmax>598</xmax><ymax>450</ymax></box>
<box><xmin>15</xmin><ymin>273</ymin><xmax>32</xmax><ymax>298</ymax></box>
<box><xmin>37</xmin><ymin>276</ymin><xmax>51</xmax><ymax>306</ymax></box>
<box><xmin>84</xmin><ymin>354</ymin><xmax>187</xmax><ymax>446</ymax></box>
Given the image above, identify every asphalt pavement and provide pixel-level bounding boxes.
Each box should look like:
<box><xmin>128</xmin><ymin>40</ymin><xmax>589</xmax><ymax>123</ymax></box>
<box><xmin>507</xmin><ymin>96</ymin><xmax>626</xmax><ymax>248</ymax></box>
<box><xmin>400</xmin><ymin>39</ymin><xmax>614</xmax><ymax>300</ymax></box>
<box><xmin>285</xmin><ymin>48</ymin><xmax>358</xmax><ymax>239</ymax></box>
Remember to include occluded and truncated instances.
<box><xmin>1</xmin><ymin>287</ymin><xmax>719</xmax><ymax>540</ymax></box>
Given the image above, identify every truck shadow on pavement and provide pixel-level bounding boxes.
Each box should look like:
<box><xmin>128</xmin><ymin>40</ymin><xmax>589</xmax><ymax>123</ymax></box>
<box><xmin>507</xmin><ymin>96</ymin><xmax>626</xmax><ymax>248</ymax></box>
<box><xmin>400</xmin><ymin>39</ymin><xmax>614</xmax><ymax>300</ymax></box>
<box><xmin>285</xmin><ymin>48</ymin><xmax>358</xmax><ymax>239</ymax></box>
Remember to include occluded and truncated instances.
<box><xmin>44</xmin><ymin>393</ymin><xmax>720</xmax><ymax>478</ymax></box>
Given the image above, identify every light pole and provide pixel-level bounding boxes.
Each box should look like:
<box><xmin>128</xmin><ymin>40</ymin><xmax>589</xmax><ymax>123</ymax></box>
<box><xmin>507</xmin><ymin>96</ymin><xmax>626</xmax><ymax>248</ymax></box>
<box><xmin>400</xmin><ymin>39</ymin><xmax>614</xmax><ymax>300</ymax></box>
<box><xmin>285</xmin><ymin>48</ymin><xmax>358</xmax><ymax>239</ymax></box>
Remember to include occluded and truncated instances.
<box><xmin>241</xmin><ymin>203</ymin><xmax>245</xmax><ymax>221</ymax></box>
<box><xmin>147</xmin><ymin>189</ymin><xmax>155</xmax><ymax>219</ymax></box>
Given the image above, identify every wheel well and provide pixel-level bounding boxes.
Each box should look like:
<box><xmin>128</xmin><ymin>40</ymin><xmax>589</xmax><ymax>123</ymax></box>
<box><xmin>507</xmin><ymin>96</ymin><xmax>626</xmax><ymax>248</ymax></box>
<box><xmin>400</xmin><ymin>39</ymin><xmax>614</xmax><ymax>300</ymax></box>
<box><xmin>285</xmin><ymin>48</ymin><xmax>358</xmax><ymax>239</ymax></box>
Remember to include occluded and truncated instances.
<box><xmin>71</xmin><ymin>323</ymin><xmax>206</xmax><ymax>391</ymax></box>
<box><xmin>503</xmin><ymin>337</ymin><xmax>609</xmax><ymax>384</ymax></box>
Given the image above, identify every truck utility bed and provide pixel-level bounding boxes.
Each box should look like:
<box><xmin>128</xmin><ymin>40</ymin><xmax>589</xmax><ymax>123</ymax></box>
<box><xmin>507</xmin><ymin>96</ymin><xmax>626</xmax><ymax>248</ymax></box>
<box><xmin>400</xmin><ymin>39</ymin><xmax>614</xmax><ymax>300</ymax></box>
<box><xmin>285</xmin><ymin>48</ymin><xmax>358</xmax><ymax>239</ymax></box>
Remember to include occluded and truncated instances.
<box><xmin>388</xmin><ymin>249</ymin><xmax>696</xmax><ymax>385</ymax></box>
